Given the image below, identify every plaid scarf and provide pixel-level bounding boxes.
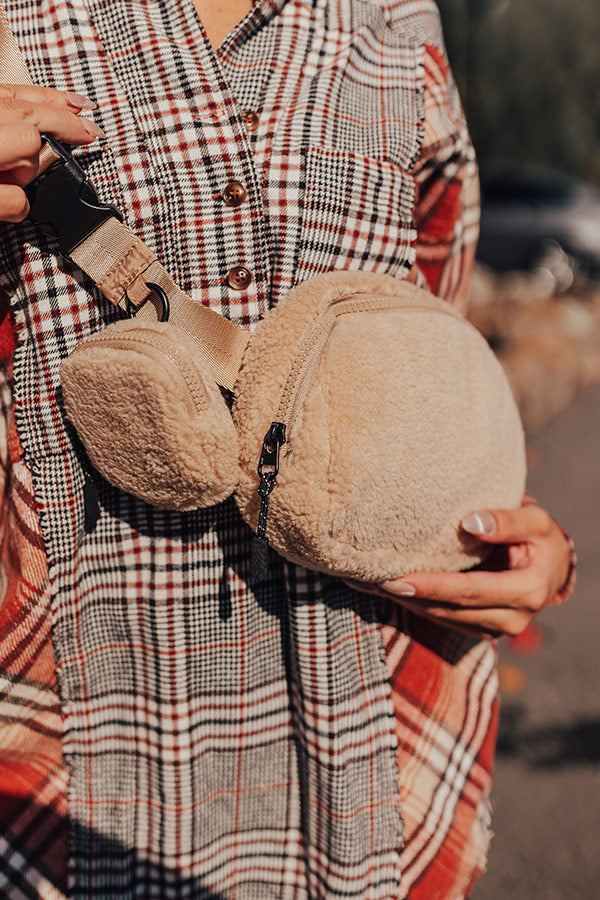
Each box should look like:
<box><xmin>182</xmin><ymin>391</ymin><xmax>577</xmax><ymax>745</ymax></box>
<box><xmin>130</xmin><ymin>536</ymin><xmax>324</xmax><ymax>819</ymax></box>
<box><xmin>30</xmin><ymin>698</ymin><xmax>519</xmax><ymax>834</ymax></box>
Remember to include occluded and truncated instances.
<box><xmin>0</xmin><ymin>1</ymin><xmax>493</xmax><ymax>897</ymax></box>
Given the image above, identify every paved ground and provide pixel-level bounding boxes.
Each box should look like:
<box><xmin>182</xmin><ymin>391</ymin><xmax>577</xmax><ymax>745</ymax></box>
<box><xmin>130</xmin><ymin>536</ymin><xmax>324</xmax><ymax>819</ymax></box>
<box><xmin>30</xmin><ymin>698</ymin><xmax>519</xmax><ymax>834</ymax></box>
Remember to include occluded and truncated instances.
<box><xmin>474</xmin><ymin>381</ymin><xmax>600</xmax><ymax>899</ymax></box>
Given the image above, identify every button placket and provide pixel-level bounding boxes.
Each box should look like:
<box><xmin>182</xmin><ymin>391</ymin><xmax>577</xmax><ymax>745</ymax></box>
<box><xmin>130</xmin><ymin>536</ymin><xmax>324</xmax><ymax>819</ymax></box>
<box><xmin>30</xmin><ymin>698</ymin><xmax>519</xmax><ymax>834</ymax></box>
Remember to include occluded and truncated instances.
<box><xmin>170</xmin><ymin>12</ymin><xmax>272</xmax><ymax>314</ymax></box>
<box><xmin>221</xmin><ymin>182</ymin><xmax>251</xmax><ymax>288</ymax></box>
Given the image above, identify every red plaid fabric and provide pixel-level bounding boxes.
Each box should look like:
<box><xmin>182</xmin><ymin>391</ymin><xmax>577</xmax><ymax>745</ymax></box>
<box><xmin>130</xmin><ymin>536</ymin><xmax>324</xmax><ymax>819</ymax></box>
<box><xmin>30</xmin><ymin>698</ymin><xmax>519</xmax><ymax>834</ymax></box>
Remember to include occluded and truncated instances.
<box><xmin>0</xmin><ymin>1</ymin><xmax>504</xmax><ymax>897</ymax></box>
<box><xmin>0</xmin><ymin>305</ymin><xmax>69</xmax><ymax>899</ymax></box>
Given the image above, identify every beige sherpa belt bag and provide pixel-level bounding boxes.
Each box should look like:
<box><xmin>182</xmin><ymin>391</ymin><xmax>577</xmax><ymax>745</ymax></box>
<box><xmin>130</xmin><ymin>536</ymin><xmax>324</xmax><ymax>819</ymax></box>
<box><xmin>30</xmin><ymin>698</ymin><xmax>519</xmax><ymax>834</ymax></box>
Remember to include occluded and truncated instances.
<box><xmin>60</xmin><ymin>270</ymin><xmax>526</xmax><ymax>583</ymax></box>
<box><xmin>0</xmin><ymin>6</ymin><xmax>526</xmax><ymax>584</ymax></box>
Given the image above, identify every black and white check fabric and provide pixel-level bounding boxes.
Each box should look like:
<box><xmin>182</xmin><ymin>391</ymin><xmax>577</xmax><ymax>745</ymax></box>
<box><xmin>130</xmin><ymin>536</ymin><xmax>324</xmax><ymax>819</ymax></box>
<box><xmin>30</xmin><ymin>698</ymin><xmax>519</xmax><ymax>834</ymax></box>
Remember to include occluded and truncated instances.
<box><xmin>0</xmin><ymin>2</ymin><xmax>494</xmax><ymax>898</ymax></box>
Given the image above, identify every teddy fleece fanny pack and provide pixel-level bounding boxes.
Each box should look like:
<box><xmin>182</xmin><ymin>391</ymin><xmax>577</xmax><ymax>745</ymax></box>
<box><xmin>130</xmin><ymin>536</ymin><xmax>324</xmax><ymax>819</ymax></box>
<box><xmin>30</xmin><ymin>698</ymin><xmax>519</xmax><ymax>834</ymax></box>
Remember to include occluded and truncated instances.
<box><xmin>0</xmin><ymin>3</ymin><xmax>526</xmax><ymax>584</ymax></box>
<box><xmin>60</xmin><ymin>270</ymin><xmax>526</xmax><ymax>583</ymax></box>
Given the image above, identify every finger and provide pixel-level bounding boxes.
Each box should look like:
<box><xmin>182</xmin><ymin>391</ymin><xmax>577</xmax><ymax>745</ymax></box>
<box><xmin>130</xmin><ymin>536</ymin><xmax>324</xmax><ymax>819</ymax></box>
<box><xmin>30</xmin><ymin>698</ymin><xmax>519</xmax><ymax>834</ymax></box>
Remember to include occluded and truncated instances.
<box><xmin>403</xmin><ymin>605</ymin><xmax>502</xmax><ymax>640</ymax></box>
<box><xmin>396</xmin><ymin>597</ymin><xmax>532</xmax><ymax>638</ymax></box>
<box><xmin>0</xmin><ymin>97</ymin><xmax>105</xmax><ymax>145</ymax></box>
<box><xmin>0</xmin><ymin>122</ymin><xmax>41</xmax><ymax>176</ymax></box>
<box><xmin>0</xmin><ymin>83</ymin><xmax>96</xmax><ymax>111</ymax></box>
<box><xmin>0</xmin><ymin>183</ymin><xmax>30</xmax><ymax>222</ymax></box>
<box><xmin>2</xmin><ymin>160</ymin><xmax>39</xmax><ymax>186</ymax></box>
<box><xmin>379</xmin><ymin>566</ymin><xmax>539</xmax><ymax>609</ymax></box>
<box><xmin>460</xmin><ymin>504</ymin><xmax>553</xmax><ymax>544</ymax></box>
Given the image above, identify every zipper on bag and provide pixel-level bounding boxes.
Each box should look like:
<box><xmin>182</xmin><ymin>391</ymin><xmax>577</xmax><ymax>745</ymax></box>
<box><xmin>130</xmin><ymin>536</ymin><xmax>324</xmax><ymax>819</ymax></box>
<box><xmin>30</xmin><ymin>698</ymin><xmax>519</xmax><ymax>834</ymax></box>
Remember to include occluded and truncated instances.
<box><xmin>70</xmin><ymin>328</ymin><xmax>208</xmax><ymax>415</ymax></box>
<box><xmin>250</xmin><ymin>294</ymin><xmax>460</xmax><ymax>579</ymax></box>
<box><xmin>251</xmin><ymin>421</ymin><xmax>286</xmax><ymax>582</ymax></box>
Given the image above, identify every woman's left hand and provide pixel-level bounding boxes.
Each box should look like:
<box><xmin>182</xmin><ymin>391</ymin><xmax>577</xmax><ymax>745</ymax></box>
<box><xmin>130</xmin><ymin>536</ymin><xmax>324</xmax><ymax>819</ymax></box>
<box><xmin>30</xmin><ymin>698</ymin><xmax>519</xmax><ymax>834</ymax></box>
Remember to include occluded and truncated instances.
<box><xmin>379</xmin><ymin>504</ymin><xmax>573</xmax><ymax>639</ymax></box>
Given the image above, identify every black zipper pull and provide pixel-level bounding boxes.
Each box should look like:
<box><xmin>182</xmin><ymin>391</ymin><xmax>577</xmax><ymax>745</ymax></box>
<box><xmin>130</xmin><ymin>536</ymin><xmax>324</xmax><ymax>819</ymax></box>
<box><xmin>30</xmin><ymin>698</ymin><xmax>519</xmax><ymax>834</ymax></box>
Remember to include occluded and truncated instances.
<box><xmin>83</xmin><ymin>468</ymin><xmax>101</xmax><ymax>533</ymax></box>
<box><xmin>251</xmin><ymin>422</ymin><xmax>286</xmax><ymax>583</ymax></box>
<box><xmin>65</xmin><ymin>421</ymin><xmax>101</xmax><ymax>535</ymax></box>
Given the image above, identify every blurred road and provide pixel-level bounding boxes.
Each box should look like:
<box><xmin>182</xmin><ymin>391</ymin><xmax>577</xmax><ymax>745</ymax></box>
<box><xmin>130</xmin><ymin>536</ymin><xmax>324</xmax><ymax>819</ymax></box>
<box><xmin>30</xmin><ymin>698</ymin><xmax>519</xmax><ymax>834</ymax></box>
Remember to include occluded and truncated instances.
<box><xmin>476</xmin><ymin>381</ymin><xmax>600</xmax><ymax>898</ymax></box>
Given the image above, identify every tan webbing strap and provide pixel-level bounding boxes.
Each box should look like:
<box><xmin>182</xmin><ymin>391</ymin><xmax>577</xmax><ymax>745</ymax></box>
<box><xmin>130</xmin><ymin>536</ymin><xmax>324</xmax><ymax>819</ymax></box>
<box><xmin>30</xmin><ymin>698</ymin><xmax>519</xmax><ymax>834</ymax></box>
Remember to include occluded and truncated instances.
<box><xmin>70</xmin><ymin>220</ymin><xmax>249</xmax><ymax>391</ymax></box>
<box><xmin>0</xmin><ymin>0</ymin><xmax>249</xmax><ymax>391</ymax></box>
<box><xmin>134</xmin><ymin>261</ymin><xmax>250</xmax><ymax>392</ymax></box>
<box><xmin>36</xmin><ymin>142</ymin><xmax>62</xmax><ymax>176</ymax></box>
<box><xmin>0</xmin><ymin>2</ymin><xmax>31</xmax><ymax>85</ymax></box>
<box><xmin>70</xmin><ymin>218</ymin><xmax>158</xmax><ymax>306</ymax></box>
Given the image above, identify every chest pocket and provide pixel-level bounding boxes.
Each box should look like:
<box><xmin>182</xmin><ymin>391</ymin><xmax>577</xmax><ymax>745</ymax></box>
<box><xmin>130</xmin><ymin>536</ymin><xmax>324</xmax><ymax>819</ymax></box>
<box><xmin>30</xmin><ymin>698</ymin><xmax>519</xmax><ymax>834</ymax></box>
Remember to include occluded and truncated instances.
<box><xmin>295</xmin><ymin>146</ymin><xmax>417</xmax><ymax>283</ymax></box>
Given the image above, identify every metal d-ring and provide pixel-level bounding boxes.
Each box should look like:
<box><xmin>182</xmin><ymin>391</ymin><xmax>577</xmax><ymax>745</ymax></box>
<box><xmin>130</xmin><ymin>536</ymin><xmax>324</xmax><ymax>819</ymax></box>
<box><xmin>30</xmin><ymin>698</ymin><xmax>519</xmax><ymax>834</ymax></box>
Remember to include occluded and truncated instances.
<box><xmin>127</xmin><ymin>281</ymin><xmax>170</xmax><ymax>322</ymax></box>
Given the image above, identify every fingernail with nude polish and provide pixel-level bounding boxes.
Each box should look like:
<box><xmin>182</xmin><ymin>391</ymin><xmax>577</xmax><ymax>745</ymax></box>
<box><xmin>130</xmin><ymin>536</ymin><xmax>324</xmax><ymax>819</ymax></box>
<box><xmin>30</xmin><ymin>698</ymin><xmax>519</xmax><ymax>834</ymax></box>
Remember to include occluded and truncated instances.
<box><xmin>461</xmin><ymin>511</ymin><xmax>496</xmax><ymax>536</ymax></box>
<box><xmin>82</xmin><ymin>119</ymin><xmax>106</xmax><ymax>139</ymax></box>
<box><xmin>65</xmin><ymin>91</ymin><xmax>97</xmax><ymax>110</ymax></box>
<box><xmin>381</xmin><ymin>580</ymin><xmax>416</xmax><ymax>597</ymax></box>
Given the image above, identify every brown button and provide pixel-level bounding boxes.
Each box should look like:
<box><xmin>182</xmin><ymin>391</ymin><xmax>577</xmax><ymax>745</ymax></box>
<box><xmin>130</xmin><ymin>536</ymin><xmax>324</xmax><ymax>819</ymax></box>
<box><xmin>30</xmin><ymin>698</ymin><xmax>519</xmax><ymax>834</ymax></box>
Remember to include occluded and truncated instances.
<box><xmin>242</xmin><ymin>109</ymin><xmax>259</xmax><ymax>132</ymax></box>
<box><xmin>226</xmin><ymin>265</ymin><xmax>252</xmax><ymax>291</ymax></box>
<box><xmin>222</xmin><ymin>181</ymin><xmax>248</xmax><ymax>208</ymax></box>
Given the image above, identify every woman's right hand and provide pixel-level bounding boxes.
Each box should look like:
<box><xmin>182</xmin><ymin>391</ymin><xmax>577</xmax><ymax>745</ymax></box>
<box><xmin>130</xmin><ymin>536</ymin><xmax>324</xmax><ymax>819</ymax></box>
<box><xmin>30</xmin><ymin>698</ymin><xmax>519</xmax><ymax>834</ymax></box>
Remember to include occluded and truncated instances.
<box><xmin>0</xmin><ymin>84</ymin><xmax>104</xmax><ymax>223</ymax></box>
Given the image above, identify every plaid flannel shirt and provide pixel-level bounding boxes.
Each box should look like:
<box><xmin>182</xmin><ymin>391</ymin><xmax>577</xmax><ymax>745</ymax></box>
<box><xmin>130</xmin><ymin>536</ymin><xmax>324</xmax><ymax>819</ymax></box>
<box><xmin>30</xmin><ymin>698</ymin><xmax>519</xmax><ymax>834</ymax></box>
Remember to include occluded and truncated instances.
<box><xmin>0</xmin><ymin>1</ymin><xmax>497</xmax><ymax>897</ymax></box>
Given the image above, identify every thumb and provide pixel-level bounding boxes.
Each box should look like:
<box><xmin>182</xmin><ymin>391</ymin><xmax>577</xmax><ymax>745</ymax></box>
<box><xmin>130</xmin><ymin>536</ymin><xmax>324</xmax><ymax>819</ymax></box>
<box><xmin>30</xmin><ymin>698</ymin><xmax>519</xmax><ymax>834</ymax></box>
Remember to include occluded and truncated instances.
<box><xmin>461</xmin><ymin>505</ymin><xmax>547</xmax><ymax>544</ymax></box>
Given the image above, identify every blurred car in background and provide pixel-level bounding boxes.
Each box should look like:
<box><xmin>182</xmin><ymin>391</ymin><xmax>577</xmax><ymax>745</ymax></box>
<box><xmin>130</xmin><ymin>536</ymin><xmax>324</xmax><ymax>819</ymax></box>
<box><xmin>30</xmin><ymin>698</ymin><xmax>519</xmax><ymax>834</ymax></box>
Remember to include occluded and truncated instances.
<box><xmin>477</xmin><ymin>170</ymin><xmax>600</xmax><ymax>286</ymax></box>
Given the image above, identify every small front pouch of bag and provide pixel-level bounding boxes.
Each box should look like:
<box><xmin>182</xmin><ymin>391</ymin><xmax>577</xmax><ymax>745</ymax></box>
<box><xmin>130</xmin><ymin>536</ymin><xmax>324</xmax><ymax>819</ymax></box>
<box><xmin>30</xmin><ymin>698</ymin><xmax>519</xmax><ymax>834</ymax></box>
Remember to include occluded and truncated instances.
<box><xmin>60</xmin><ymin>318</ymin><xmax>241</xmax><ymax>510</ymax></box>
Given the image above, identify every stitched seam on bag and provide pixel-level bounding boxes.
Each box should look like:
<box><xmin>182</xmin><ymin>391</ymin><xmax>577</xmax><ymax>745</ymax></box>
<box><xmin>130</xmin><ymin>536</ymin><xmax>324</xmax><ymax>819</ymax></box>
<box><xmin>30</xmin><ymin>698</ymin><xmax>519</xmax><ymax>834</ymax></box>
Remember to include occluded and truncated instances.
<box><xmin>278</xmin><ymin>296</ymin><xmax>463</xmax><ymax>436</ymax></box>
<box><xmin>73</xmin><ymin>334</ymin><xmax>210</xmax><ymax>415</ymax></box>
<box><xmin>98</xmin><ymin>241</ymin><xmax>158</xmax><ymax>303</ymax></box>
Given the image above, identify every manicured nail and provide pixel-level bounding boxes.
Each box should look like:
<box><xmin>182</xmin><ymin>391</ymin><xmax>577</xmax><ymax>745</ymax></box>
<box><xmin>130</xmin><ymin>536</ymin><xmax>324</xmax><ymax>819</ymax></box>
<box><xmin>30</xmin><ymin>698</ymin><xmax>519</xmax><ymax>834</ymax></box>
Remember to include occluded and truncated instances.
<box><xmin>381</xmin><ymin>580</ymin><xmax>416</xmax><ymax>597</ymax></box>
<box><xmin>82</xmin><ymin>119</ymin><xmax>106</xmax><ymax>139</ymax></box>
<box><xmin>65</xmin><ymin>91</ymin><xmax>97</xmax><ymax>110</ymax></box>
<box><xmin>461</xmin><ymin>511</ymin><xmax>496</xmax><ymax>536</ymax></box>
